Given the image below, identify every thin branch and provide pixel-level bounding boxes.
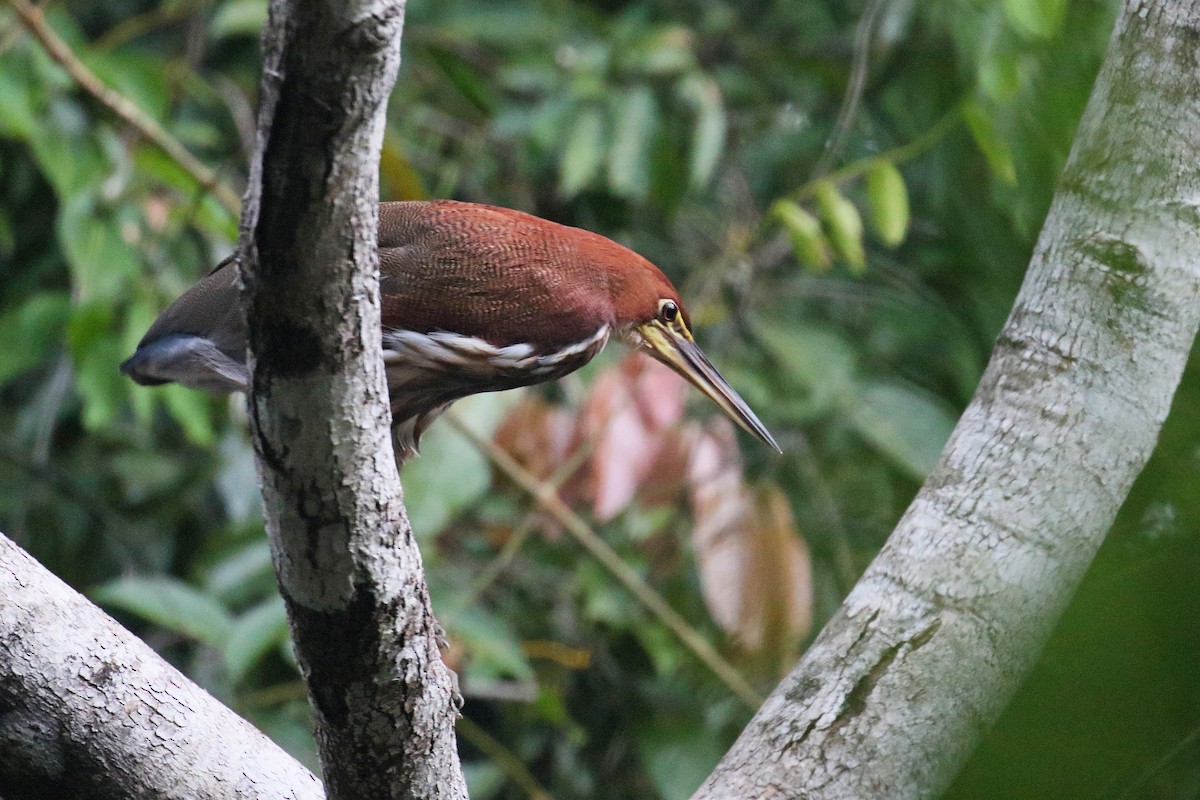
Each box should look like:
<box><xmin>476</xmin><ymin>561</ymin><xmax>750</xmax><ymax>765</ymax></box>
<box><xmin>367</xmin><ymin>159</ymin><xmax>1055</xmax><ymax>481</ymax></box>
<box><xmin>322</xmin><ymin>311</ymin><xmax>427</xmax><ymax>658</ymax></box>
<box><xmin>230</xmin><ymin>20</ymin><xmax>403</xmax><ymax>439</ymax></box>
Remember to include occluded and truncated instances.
<box><xmin>812</xmin><ymin>0</ymin><xmax>888</xmax><ymax>177</ymax></box>
<box><xmin>446</xmin><ymin>412</ymin><xmax>763</xmax><ymax>710</ymax></box>
<box><xmin>4</xmin><ymin>0</ymin><xmax>242</xmax><ymax>216</ymax></box>
<box><xmin>793</xmin><ymin>103</ymin><xmax>963</xmax><ymax>203</ymax></box>
<box><xmin>459</xmin><ymin>422</ymin><xmax>598</xmax><ymax>608</ymax></box>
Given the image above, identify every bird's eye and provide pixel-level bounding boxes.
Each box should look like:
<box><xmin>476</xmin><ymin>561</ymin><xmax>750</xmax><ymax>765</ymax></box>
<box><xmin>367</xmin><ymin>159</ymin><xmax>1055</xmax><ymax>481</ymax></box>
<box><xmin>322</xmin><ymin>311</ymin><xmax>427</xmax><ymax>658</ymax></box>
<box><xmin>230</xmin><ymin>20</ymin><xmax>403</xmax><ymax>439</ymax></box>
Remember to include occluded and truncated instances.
<box><xmin>659</xmin><ymin>300</ymin><xmax>679</xmax><ymax>324</ymax></box>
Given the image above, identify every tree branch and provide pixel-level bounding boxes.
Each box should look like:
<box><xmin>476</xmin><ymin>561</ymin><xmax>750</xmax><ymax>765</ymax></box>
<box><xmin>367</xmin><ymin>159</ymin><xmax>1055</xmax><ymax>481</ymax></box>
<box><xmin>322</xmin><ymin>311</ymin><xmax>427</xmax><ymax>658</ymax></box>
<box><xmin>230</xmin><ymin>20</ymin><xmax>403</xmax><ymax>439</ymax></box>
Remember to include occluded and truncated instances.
<box><xmin>4</xmin><ymin>0</ymin><xmax>242</xmax><ymax>217</ymax></box>
<box><xmin>695</xmin><ymin>1</ymin><xmax>1200</xmax><ymax>797</ymax></box>
<box><xmin>237</xmin><ymin>0</ymin><xmax>467</xmax><ymax>797</ymax></box>
<box><xmin>0</xmin><ymin>532</ymin><xmax>322</xmax><ymax>800</ymax></box>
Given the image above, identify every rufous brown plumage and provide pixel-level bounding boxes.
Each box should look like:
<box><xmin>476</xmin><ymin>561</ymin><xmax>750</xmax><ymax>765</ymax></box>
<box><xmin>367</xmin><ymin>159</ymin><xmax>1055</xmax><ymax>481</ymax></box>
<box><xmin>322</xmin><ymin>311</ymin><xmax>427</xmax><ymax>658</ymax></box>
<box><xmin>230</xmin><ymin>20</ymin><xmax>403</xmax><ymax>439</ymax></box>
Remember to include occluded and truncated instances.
<box><xmin>121</xmin><ymin>200</ymin><xmax>779</xmax><ymax>459</ymax></box>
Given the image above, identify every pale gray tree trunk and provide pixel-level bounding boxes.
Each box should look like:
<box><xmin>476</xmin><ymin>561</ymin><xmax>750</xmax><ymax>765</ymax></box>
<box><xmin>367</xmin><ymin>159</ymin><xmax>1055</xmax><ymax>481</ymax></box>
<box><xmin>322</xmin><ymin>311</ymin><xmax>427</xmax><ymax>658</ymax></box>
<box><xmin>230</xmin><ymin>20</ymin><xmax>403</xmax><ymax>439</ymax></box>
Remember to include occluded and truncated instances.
<box><xmin>237</xmin><ymin>0</ymin><xmax>468</xmax><ymax>799</ymax></box>
<box><xmin>0</xmin><ymin>532</ymin><xmax>323</xmax><ymax>799</ymax></box>
<box><xmin>694</xmin><ymin>1</ymin><xmax>1200</xmax><ymax>797</ymax></box>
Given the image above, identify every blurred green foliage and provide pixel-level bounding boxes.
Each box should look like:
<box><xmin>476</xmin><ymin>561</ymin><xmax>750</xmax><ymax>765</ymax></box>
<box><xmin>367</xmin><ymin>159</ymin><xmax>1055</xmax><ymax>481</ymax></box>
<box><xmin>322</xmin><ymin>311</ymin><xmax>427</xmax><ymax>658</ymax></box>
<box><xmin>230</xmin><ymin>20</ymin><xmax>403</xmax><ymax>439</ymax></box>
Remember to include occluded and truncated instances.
<box><xmin>5</xmin><ymin>0</ymin><xmax>1200</xmax><ymax>797</ymax></box>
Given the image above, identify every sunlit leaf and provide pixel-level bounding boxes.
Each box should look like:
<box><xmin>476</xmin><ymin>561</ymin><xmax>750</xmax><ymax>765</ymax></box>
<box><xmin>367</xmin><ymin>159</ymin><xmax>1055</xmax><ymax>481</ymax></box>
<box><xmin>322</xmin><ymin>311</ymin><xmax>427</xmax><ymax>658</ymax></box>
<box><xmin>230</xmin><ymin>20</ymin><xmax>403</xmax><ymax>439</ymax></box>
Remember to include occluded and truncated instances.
<box><xmin>607</xmin><ymin>86</ymin><xmax>658</xmax><ymax>199</ymax></box>
<box><xmin>679</xmin><ymin>74</ymin><xmax>726</xmax><ymax>189</ymax></box>
<box><xmin>208</xmin><ymin>0</ymin><xmax>268</xmax><ymax>39</ymax></box>
<box><xmin>621</xmin><ymin>25</ymin><xmax>695</xmax><ymax>76</ymax></box>
<box><xmin>772</xmin><ymin>199</ymin><xmax>831</xmax><ymax>271</ymax></box>
<box><xmin>559</xmin><ymin>107</ymin><xmax>606</xmax><ymax>197</ymax></box>
<box><xmin>866</xmin><ymin>160</ymin><xmax>910</xmax><ymax>247</ymax></box>
<box><xmin>978</xmin><ymin>52</ymin><xmax>1022</xmax><ymax>102</ymax></box>
<box><xmin>1003</xmin><ymin>0</ymin><xmax>1068</xmax><ymax>39</ymax></box>
<box><xmin>814</xmin><ymin>181</ymin><xmax>866</xmax><ymax>273</ymax></box>
<box><xmin>92</xmin><ymin>576</ymin><xmax>233</xmax><ymax>648</ymax></box>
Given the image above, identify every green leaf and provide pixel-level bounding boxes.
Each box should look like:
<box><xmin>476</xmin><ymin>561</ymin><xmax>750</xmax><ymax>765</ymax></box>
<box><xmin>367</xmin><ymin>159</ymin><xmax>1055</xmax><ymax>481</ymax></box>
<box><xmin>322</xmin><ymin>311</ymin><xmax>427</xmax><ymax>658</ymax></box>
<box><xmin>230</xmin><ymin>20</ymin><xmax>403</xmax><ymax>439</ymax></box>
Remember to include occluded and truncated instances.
<box><xmin>1003</xmin><ymin>0</ymin><xmax>1068</xmax><ymax>39</ymax></box>
<box><xmin>622</xmin><ymin>25</ymin><xmax>696</xmax><ymax>76</ymax></box>
<box><xmin>978</xmin><ymin>52</ymin><xmax>1022</xmax><ymax>102</ymax></box>
<box><xmin>204</xmin><ymin>540</ymin><xmax>276</xmax><ymax>605</ymax></box>
<box><xmin>92</xmin><ymin>576</ymin><xmax>233</xmax><ymax>648</ymax></box>
<box><xmin>162</xmin><ymin>384</ymin><xmax>216</xmax><ymax>447</ymax></box>
<box><xmin>607</xmin><ymin>86</ymin><xmax>658</xmax><ymax>200</ymax></box>
<box><xmin>57</xmin><ymin>194</ymin><xmax>140</xmax><ymax>302</ymax></box>
<box><xmin>772</xmin><ymin>199</ymin><xmax>831</xmax><ymax>271</ymax></box>
<box><xmin>0</xmin><ymin>293</ymin><xmax>71</xmax><ymax>384</ymax></box>
<box><xmin>444</xmin><ymin>606</ymin><xmax>533</xmax><ymax>682</ymax></box>
<box><xmin>865</xmin><ymin>161</ymin><xmax>910</xmax><ymax>248</ymax></box>
<box><xmin>74</xmin><ymin>338</ymin><xmax>127</xmax><ymax>431</ymax></box>
<box><xmin>84</xmin><ymin>51</ymin><xmax>169</xmax><ymax>122</ymax></box>
<box><xmin>216</xmin><ymin>432</ymin><xmax>264</xmax><ymax>524</ymax></box>
<box><xmin>224</xmin><ymin>596</ymin><xmax>289</xmax><ymax>684</ymax></box>
<box><xmin>400</xmin><ymin>392</ymin><xmax>516</xmax><ymax>538</ymax></box>
<box><xmin>679</xmin><ymin>74</ymin><xmax>726</xmax><ymax>189</ymax></box>
<box><xmin>0</xmin><ymin>55</ymin><xmax>39</xmax><ymax>138</ymax></box>
<box><xmin>27</xmin><ymin>109</ymin><xmax>109</xmax><ymax>198</ymax></box>
<box><xmin>208</xmin><ymin>0</ymin><xmax>268</xmax><ymax>39</ymax></box>
<box><xmin>755</xmin><ymin>322</ymin><xmax>858</xmax><ymax>421</ymax></box>
<box><xmin>435</xmin><ymin>6</ymin><xmax>563</xmax><ymax>47</ymax></box>
<box><xmin>111</xmin><ymin>451</ymin><xmax>186</xmax><ymax>501</ymax></box>
<box><xmin>844</xmin><ymin>379</ymin><xmax>957</xmax><ymax>480</ymax></box>
<box><xmin>428</xmin><ymin>47</ymin><xmax>495</xmax><ymax>115</ymax></box>
<box><xmin>813</xmin><ymin>181</ymin><xmax>866</xmax><ymax>273</ymax></box>
<box><xmin>963</xmin><ymin>101</ymin><xmax>1017</xmax><ymax>186</ymax></box>
<box><xmin>635</xmin><ymin>718</ymin><xmax>724</xmax><ymax>800</ymax></box>
<box><xmin>559</xmin><ymin>107</ymin><xmax>606</xmax><ymax>197</ymax></box>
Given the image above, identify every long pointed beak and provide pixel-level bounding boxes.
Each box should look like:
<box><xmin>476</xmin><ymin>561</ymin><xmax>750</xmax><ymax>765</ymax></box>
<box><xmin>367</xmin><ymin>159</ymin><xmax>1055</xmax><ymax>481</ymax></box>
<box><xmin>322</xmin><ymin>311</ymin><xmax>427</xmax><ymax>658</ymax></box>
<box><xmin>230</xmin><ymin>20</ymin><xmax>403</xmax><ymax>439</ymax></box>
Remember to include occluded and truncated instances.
<box><xmin>637</xmin><ymin>322</ymin><xmax>781</xmax><ymax>453</ymax></box>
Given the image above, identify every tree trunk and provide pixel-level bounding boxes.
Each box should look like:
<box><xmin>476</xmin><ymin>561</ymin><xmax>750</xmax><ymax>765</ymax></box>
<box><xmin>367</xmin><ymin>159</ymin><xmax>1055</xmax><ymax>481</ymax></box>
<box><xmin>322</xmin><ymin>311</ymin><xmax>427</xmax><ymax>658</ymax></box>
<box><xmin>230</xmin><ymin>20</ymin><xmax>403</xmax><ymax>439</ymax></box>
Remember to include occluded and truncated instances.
<box><xmin>693</xmin><ymin>1</ymin><xmax>1200</xmax><ymax>797</ymax></box>
<box><xmin>0</xmin><ymin>532</ymin><xmax>323</xmax><ymax>800</ymax></box>
<box><xmin>237</xmin><ymin>1</ymin><xmax>467</xmax><ymax>798</ymax></box>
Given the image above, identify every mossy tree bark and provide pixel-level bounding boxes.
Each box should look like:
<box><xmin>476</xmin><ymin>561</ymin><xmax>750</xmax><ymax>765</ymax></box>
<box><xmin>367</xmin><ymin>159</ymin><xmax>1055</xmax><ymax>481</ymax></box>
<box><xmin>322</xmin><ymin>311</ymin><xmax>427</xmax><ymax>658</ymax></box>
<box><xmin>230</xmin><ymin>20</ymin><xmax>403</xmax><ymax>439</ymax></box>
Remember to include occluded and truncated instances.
<box><xmin>694</xmin><ymin>1</ymin><xmax>1200</xmax><ymax>797</ymax></box>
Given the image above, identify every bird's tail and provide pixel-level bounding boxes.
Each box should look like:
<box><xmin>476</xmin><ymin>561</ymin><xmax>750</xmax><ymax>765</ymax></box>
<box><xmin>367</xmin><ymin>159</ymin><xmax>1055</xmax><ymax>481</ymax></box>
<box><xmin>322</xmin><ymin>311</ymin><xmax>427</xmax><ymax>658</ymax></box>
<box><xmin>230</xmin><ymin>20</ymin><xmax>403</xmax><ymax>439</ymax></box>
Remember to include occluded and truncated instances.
<box><xmin>120</xmin><ymin>256</ymin><xmax>249</xmax><ymax>394</ymax></box>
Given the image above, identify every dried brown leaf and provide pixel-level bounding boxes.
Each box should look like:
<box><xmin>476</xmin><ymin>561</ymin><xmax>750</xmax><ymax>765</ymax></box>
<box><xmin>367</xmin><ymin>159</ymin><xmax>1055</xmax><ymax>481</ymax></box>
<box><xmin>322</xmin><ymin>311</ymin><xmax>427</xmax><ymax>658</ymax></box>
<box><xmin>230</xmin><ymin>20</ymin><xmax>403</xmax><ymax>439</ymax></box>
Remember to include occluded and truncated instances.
<box><xmin>689</xmin><ymin>421</ymin><xmax>811</xmax><ymax>656</ymax></box>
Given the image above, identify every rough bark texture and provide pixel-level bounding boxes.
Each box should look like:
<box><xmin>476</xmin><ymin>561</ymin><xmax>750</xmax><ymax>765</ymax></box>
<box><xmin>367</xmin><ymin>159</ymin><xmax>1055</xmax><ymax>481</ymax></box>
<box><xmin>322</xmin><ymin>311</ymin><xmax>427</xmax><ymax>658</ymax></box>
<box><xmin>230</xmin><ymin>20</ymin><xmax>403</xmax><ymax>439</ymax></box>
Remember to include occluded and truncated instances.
<box><xmin>693</xmin><ymin>1</ymin><xmax>1200</xmax><ymax>798</ymax></box>
<box><xmin>0</xmin><ymin>532</ymin><xmax>323</xmax><ymax>800</ymax></box>
<box><xmin>238</xmin><ymin>1</ymin><xmax>467</xmax><ymax>798</ymax></box>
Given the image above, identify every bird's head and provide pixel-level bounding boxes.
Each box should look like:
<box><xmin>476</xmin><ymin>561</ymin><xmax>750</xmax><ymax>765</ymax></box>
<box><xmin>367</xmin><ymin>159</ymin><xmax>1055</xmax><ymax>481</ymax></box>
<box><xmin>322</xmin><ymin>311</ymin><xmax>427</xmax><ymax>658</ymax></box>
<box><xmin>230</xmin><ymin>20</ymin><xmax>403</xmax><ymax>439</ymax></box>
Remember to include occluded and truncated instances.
<box><xmin>607</xmin><ymin>254</ymin><xmax>781</xmax><ymax>454</ymax></box>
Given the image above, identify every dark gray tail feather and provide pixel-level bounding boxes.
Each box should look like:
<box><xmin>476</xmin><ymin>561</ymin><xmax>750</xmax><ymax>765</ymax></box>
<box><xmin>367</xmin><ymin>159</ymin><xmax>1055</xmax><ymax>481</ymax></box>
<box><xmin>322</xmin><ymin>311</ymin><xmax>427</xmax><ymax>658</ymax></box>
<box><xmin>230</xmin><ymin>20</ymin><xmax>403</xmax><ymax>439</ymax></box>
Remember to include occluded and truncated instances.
<box><xmin>119</xmin><ymin>333</ymin><xmax>249</xmax><ymax>394</ymax></box>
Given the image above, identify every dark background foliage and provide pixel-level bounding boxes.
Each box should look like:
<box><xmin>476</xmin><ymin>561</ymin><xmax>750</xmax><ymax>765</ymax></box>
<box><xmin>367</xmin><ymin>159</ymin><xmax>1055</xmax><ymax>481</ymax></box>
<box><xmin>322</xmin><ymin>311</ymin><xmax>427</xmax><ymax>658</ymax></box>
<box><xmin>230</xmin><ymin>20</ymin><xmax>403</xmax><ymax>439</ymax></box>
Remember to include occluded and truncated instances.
<box><xmin>3</xmin><ymin>0</ymin><xmax>1199</xmax><ymax>797</ymax></box>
